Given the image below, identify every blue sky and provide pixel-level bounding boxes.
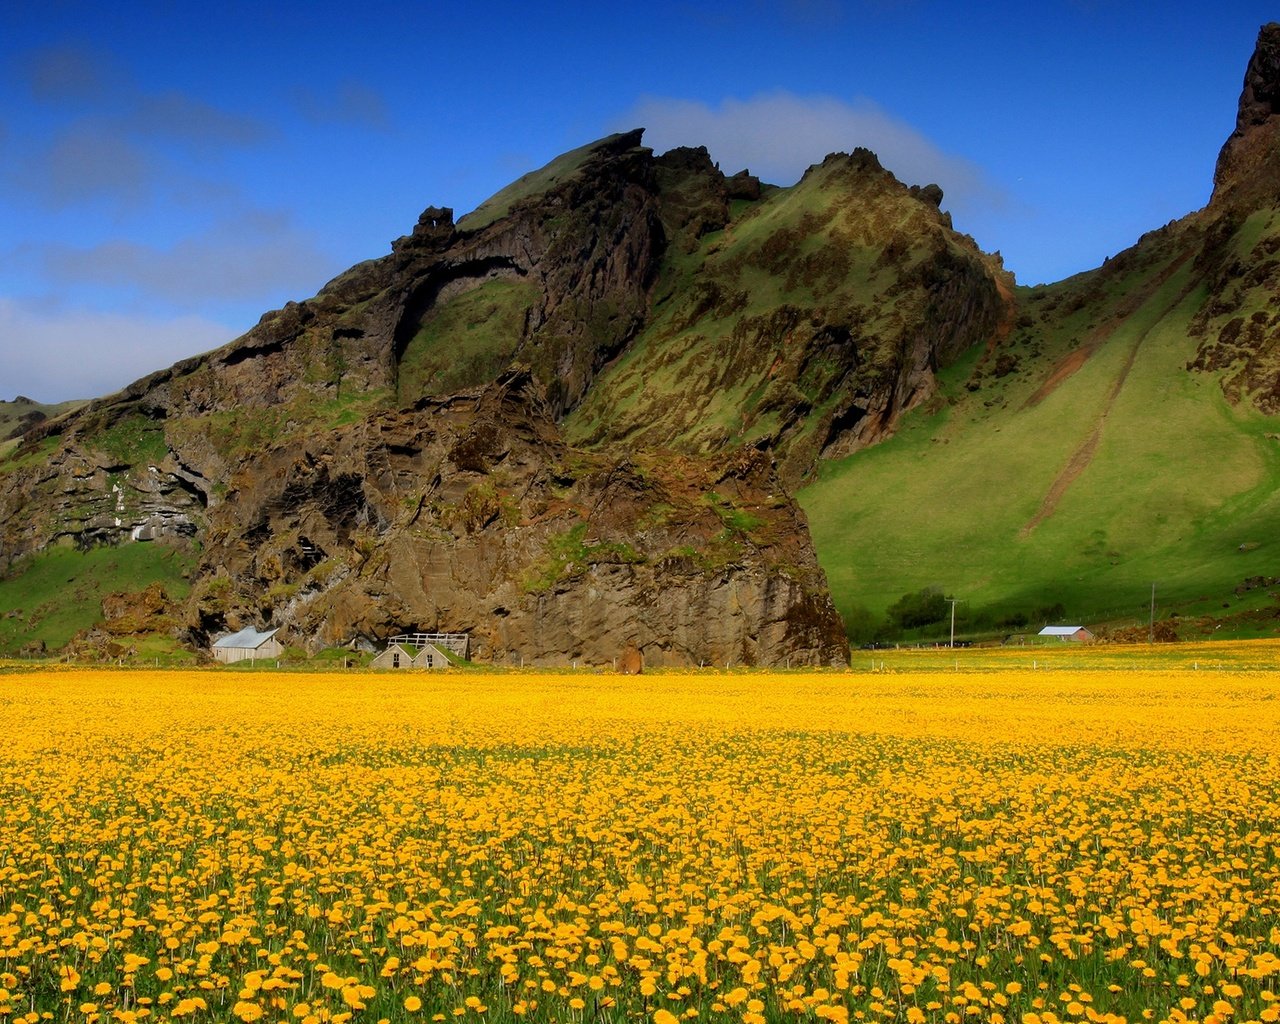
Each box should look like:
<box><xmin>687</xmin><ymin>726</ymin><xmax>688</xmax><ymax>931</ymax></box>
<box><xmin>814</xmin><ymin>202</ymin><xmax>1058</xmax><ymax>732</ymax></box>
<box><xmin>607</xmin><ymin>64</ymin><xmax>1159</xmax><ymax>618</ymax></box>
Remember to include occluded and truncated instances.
<box><xmin>1</xmin><ymin>1</ymin><xmax>1275</xmax><ymax>402</ymax></box>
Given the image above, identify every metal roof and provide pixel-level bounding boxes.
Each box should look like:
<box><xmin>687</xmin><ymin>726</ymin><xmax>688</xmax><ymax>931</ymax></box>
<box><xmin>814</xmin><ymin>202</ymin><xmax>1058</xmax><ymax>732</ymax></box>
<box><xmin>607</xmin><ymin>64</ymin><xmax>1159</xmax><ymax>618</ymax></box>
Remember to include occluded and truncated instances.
<box><xmin>1038</xmin><ymin>625</ymin><xmax>1088</xmax><ymax>636</ymax></box>
<box><xmin>212</xmin><ymin>627</ymin><xmax>280</xmax><ymax>649</ymax></box>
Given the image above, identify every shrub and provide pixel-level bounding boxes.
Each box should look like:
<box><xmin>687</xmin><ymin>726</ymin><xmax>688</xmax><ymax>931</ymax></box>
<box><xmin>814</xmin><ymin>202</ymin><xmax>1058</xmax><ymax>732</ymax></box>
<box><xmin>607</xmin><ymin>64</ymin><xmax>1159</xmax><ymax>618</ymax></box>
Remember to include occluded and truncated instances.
<box><xmin>886</xmin><ymin>586</ymin><xmax>949</xmax><ymax>630</ymax></box>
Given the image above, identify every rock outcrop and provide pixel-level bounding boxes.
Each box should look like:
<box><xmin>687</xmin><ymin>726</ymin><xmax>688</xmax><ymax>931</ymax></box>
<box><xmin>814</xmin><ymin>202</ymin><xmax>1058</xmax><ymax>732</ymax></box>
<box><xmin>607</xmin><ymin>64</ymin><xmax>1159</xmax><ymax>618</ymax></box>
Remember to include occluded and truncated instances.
<box><xmin>0</xmin><ymin>429</ymin><xmax>202</xmax><ymax>561</ymax></box>
<box><xmin>186</xmin><ymin>371</ymin><xmax>848</xmax><ymax>667</ymax></box>
<box><xmin>1212</xmin><ymin>22</ymin><xmax>1280</xmax><ymax>210</ymax></box>
<box><xmin>1182</xmin><ymin>24</ymin><xmax>1280</xmax><ymax>411</ymax></box>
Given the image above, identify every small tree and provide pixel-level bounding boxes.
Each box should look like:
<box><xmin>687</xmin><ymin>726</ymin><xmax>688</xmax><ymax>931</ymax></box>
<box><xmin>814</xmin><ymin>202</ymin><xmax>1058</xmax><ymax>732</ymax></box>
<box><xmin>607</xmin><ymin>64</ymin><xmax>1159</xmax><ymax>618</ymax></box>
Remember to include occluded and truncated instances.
<box><xmin>885</xmin><ymin>586</ymin><xmax>949</xmax><ymax>631</ymax></box>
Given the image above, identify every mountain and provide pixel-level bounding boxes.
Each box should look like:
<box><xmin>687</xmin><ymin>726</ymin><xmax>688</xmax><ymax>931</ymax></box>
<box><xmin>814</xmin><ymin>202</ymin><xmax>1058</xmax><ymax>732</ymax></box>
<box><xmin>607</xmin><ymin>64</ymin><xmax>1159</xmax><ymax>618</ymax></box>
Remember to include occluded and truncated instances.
<box><xmin>2</xmin><ymin>24</ymin><xmax>1277</xmax><ymax>658</ymax></box>
<box><xmin>564</xmin><ymin>146</ymin><xmax>1008</xmax><ymax>484</ymax></box>
<box><xmin>800</xmin><ymin>22</ymin><xmax>1280</xmax><ymax>639</ymax></box>
<box><xmin>0</xmin><ymin>131</ymin><xmax>866</xmax><ymax>667</ymax></box>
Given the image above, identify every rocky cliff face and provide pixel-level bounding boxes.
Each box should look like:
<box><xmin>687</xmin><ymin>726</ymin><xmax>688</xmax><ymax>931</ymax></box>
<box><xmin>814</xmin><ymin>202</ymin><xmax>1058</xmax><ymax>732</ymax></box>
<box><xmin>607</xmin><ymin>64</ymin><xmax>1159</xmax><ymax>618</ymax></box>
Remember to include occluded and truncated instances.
<box><xmin>0</xmin><ymin>417</ymin><xmax>203</xmax><ymax>562</ymax></box>
<box><xmin>184</xmin><ymin>371</ymin><xmax>847</xmax><ymax>667</ymax></box>
<box><xmin>1212</xmin><ymin>23</ymin><xmax>1280</xmax><ymax>211</ymax></box>
<box><xmin>1183</xmin><ymin>23</ymin><xmax>1280</xmax><ymax>411</ymax></box>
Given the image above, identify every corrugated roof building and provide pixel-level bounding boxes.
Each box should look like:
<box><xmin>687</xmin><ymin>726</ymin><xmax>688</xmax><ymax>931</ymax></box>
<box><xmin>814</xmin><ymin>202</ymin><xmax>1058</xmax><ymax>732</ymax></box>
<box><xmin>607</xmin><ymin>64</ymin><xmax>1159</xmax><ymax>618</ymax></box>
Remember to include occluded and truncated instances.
<box><xmin>211</xmin><ymin>627</ymin><xmax>283</xmax><ymax>664</ymax></box>
<box><xmin>1037</xmin><ymin>625</ymin><xmax>1095</xmax><ymax>642</ymax></box>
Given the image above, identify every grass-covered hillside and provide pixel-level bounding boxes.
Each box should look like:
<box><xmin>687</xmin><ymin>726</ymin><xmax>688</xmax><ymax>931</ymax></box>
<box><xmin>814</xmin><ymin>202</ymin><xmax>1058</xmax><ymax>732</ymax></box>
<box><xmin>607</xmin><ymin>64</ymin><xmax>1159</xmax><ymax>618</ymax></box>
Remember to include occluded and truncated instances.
<box><xmin>397</xmin><ymin>279</ymin><xmax>540</xmax><ymax>401</ymax></box>
<box><xmin>0</xmin><ymin>543</ymin><xmax>194</xmax><ymax>655</ymax></box>
<box><xmin>799</xmin><ymin>205</ymin><xmax>1280</xmax><ymax>640</ymax></box>
<box><xmin>0</xmin><ymin>396</ymin><xmax>84</xmax><ymax>455</ymax></box>
<box><xmin>566</xmin><ymin>150</ymin><xmax>1005</xmax><ymax>483</ymax></box>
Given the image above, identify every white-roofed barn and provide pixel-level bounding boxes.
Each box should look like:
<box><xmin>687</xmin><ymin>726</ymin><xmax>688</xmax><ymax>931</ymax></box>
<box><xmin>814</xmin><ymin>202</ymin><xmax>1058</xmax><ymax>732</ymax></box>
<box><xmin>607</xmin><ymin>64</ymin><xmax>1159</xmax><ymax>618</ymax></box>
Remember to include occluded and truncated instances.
<box><xmin>211</xmin><ymin>627</ymin><xmax>283</xmax><ymax>664</ymax></box>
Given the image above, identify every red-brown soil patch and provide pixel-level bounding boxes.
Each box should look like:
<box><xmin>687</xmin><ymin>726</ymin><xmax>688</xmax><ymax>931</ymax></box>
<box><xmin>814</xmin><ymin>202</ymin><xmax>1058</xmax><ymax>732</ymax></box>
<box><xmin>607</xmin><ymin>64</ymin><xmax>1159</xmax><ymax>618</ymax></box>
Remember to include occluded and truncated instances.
<box><xmin>1024</xmin><ymin>345</ymin><xmax>1096</xmax><ymax>408</ymax></box>
<box><xmin>1022</xmin><ymin>251</ymin><xmax>1194</xmax><ymax>411</ymax></box>
<box><xmin>981</xmin><ymin>276</ymin><xmax>1017</xmax><ymax>362</ymax></box>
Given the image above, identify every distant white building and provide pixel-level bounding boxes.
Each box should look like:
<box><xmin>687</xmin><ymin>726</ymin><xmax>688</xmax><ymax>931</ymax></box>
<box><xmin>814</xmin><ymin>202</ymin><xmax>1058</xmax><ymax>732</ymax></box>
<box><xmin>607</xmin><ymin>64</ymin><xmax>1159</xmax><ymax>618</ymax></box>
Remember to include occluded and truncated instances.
<box><xmin>212</xmin><ymin>627</ymin><xmax>283</xmax><ymax>664</ymax></box>
<box><xmin>1038</xmin><ymin>625</ymin><xmax>1094</xmax><ymax>643</ymax></box>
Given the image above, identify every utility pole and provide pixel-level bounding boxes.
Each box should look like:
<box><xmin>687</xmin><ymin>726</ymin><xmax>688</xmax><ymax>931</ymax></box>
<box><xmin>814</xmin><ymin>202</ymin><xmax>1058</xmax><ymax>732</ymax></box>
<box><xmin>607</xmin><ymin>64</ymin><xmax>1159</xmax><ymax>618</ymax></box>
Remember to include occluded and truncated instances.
<box><xmin>1149</xmin><ymin>582</ymin><xmax>1156</xmax><ymax>644</ymax></box>
<box><xmin>948</xmin><ymin>597</ymin><xmax>961</xmax><ymax>649</ymax></box>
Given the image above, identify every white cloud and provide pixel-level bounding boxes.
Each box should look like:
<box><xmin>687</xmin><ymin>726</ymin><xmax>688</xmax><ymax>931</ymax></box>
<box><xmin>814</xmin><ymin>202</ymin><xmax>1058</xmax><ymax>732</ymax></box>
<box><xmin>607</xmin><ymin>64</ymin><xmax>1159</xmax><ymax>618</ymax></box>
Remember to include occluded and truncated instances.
<box><xmin>0</xmin><ymin>298</ymin><xmax>233</xmax><ymax>404</ymax></box>
<box><xmin>31</xmin><ymin>211</ymin><xmax>337</xmax><ymax>306</ymax></box>
<box><xmin>624</xmin><ymin>92</ymin><xmax>1003</xmax><ymax>212</ymax></box>
<box><xmin>294</xmin><ymin>80</ymin><xmax>391</xmax><ymax>130</ymax></box>
<box><xmin>10</xmin><ymin>43</ymin><xmax>272</xmax><ymax>212</ymax></box>
<box><xmin>18</xmin><ymin>123</ymin><xmax>155</xmax><ymax>208</ymax></box>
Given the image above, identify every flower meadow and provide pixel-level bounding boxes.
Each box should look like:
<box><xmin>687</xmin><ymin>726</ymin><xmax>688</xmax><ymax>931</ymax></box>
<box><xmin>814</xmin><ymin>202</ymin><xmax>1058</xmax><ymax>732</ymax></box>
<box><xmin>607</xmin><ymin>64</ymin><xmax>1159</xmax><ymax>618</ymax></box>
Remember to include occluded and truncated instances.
<box><xmin>1</xmin><ymin>664</ymin><xmax>1279</xmax><ymax>1024</ymax></box>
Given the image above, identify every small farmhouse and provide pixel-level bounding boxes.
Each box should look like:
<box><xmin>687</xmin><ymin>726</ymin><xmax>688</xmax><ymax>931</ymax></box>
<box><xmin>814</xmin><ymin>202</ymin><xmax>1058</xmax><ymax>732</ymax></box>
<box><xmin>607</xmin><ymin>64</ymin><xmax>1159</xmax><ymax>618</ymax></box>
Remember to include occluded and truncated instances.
<box><xmin>372</xmin><ymin>642</ymin><xmax>451</xmax><ymax>670</ymax></box>
<box><xmin>1038</xmin><ymin>625</ymin><xmax>1095</xmax><ymax>643</ymax></box>
<box><xmin>211</xmin><ymin>626</ymin><xmax>283</xmax><ymax>664</ymax></box>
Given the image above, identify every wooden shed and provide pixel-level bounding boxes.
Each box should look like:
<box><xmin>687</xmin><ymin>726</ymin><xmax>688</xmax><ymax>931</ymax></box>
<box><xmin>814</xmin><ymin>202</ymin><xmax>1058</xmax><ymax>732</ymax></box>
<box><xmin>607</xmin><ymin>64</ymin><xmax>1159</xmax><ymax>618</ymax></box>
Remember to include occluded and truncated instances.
<box><xmin>211</xmin><ymin>627</ymin><xmax>283</xmax><ymax>664</ymax></box>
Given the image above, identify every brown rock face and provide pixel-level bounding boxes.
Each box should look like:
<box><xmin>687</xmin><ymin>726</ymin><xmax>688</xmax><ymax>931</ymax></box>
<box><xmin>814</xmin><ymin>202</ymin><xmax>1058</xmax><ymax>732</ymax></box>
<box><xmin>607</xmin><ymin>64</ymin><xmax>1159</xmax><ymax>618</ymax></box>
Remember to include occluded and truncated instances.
<box><xmin>102</xmin><ymin>582</ymin><xmax>171</xmax><ymax>631</ymax></box>
<box><xmin>0</xmin><ymin>435</ymin><xmax>202</xmax><ymax>564</ymax></box>
<box><xmin>186</xmin><ymin>371</ymin><xmax>848</xmax><ymax>668</ymax></box>
<box><xmin>1178</xmin><ymin>24</ymin><xmax>1280</xmax><ymax>412</ymax></box>
<box><xmin>1212</xmin><ymin>23</ymin><xmax>1280</xmax><ymax>209</ymax></box>
<box><xmin>618</xmin><ymin>646</ymin><xmax>644</xmax><ymax>674</ymax></box>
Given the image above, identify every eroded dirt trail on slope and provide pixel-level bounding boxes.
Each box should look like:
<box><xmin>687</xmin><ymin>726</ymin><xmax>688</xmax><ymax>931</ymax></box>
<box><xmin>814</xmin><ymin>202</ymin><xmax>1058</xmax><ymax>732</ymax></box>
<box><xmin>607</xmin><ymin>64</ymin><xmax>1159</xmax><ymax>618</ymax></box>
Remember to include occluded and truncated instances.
<box><xmin>1019</xmin><ymin>257</ymin><xmax>1195</xmax><ymax>537</ymax></box>
<box><xmin>1021</xmin><ymin>253</ymin><xmax>1194</xmax><ymax>411</ymax></box>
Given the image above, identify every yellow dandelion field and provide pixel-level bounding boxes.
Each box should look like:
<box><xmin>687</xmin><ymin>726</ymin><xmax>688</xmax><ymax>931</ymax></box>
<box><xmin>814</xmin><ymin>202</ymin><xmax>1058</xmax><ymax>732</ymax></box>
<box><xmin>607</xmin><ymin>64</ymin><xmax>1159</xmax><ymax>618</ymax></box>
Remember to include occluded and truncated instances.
<box><xmin>1</xmin><ymin>659</ymin><xmax>1279</xmax><ymax>1024</ymax></box>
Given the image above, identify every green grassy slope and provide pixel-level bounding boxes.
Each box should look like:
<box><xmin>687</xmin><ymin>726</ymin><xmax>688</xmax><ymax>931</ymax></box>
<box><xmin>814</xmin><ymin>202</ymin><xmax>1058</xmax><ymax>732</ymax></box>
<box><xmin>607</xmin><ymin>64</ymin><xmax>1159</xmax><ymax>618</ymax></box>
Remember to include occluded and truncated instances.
<box><xmin>0</xmin><ymin>398</ymin><xmax>85</xmax><ymax>460</ymax></box>
<box><xmin>457</xmin><ymin>132</ymin><xmax>640</xmax><ymax>231</ymax></box>
<box><xmin>398</xmin><ymin>279</ymin><xmax>539</xmax><ymax>402</ymax></box>
<box><xmin>798</xmin><ymin>214</ymin><xmax>1280</xmax><ymax>638</ymax></box>
<box><xmin>0</xmin><ymin>544</ymin><xmax>194</xmax><ymax>655</ymax></box>
<box><xmin>0</xmin><ymin>397</ymin><xmax>85</xmax><ymax>434</ymax></box>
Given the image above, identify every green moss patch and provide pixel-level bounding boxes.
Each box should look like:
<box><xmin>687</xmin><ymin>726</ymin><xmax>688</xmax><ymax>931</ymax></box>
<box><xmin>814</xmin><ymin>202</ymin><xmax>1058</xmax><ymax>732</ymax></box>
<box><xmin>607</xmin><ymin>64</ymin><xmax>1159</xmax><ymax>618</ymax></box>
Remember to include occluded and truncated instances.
<box><xmin>398</xmin><ymin>280</ymin><xmax>539</xmax><ymax>402</ymax></box>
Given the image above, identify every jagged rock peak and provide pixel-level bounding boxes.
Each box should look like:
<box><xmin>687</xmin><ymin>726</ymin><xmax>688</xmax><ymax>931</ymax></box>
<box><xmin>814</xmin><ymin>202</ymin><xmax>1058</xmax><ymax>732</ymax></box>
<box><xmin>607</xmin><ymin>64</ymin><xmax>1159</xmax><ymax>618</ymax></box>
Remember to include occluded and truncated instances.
<box><xmin>594</xmin><ymin>127</ymin><xmax>647</xmax><ymax>154</ymax></box>
<box><xmin>820</xmin><ymin>147</ymin><xmax>885</xmax><ymax>175</ymax></box>
<box><xmin>413</xmin><ymin>205</ymin><xmax>454</xmax><ymax>235</ymax></box>
<box><xmin>455</xmin><ymin>129</ymin><xmax>650</xmax><ymax>233</ymax></box>
<box><xmin>654</xmin><ymin>144</ymin><xmax>718</xmax><ymax>173</ymax></box>
<box><xmin>1234</xmin><ymin>22</ymin><xmax>1280</xmax><ymax>131</ymax></box>
<box><xmin>793</xmin><ymin>147</ymin><xmax>900</xmax><ymax>192</ymax></box>
<box><xmin>653</xmin><ymin>145</ymin><xmax>762</xmax><ymax>199</ymax></box>
<box><xmin>392</xmin><ymin>205</ymin><xmax>456</xmax><ymax>254</ymax></box>
<box><xmin>1212</xmin><ymin>23</ymin><xmax>1280</xmax><ymax>207</ymax></box>
<box><xmin>909</xmin><ymin>183</ymin><xmax>945</xmax><ymax>208</ymax></box>
<box><xmin>726</xmin><ymin>169</ymin><xmax>762</xmax><ymax>200</ymax></box>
